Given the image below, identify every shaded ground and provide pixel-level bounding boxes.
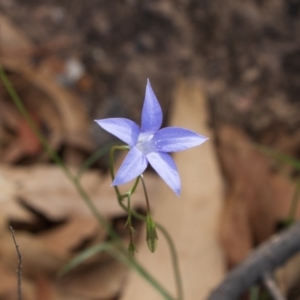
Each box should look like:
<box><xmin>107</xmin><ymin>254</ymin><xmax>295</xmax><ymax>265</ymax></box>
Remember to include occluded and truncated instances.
<box><xmin>1</xmin><ymin>0</ymin><xmax>300</xmax><ymax>155</ymax></box>
<box><xmin>1</xmin><ymin>1</ymin><xmax>300</xmax><ymax>299</ymax></box>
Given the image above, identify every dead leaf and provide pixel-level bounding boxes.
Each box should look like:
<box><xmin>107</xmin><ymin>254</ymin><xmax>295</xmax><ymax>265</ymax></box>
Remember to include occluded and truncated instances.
<box><xmin>0</xmin><ymin>12</ymin><xmax>33</xmax><ymax>61</ymax></box>
<box><xmin>218</xmin><ymin>125</ymin><xmax>295</xmax><ymax>266</ymax></box>
<box><xmin>0</xmin><ymin>163</ymin><xmax>160</xmax><ymax>298</ymax></box>
<box><xmin>0</xmin><ymin>59</ymin><xmax>92</xmax><ymax>165</ymax></box>
<box><xmin>37</xmin><ymin>217</ymin><xmax>102</xmax><ymax>261</ymax></box>
<box><xmin>121</xmin><ymin>79</ymin><xmax>225</xmax><ymax>300</ymax></box>
<box><xmin>0</xmin><ymin>165</ymin><xmax>157</xmax><ymax>220</ymax></box>
<box><xmin>56</xmin><ymin>260</ymin><xmax>127</xmax><ymax>299</ymax></box>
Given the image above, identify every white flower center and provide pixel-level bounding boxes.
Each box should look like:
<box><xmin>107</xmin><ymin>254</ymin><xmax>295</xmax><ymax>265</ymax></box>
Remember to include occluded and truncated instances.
<box><xmin>136</xmin><ymin>132</ymin><xmax>154</xmax><ymax>154</ymax></box>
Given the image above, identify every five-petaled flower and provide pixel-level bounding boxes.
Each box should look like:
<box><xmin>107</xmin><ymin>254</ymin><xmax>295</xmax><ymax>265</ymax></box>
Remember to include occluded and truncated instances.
<box><xmin>95</xmin><ymin>79</ymin><xmax>208</xmax><ymax>196</ymax></box>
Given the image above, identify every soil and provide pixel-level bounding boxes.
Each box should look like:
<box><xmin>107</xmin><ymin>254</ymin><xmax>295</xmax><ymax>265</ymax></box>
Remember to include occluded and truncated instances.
<box><xmin>1</xmin><ymin>0</ymin><xmax>300</xmax><ymax>154</ymax></box>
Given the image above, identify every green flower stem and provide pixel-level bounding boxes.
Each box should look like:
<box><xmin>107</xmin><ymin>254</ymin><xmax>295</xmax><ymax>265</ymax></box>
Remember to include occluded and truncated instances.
<box><xmin>140</xmin><ymin>175</ymin><xmax>183</xmax><ymax>300</ymax></box>
<box><xmin>0</xmin><ymin>65</ymin><xmax>69</xmax><ymax>179</ymax></box>
<box><xmin>108</xmin><ymin>147</ymin><xmax>183</xmax><ymax>300</ymax></box>
<box><xmin>140</xmin><ymin>175</ymin><xmax>151</xmax><ymax>212</ymax></box>
<box><xmin>127</xmin><ymin>176</ymin><xmax>140</xmax><ymax>196</ymax></box>
<box><xmin>60</xmin><ymin>242</ymin><xmax>174</xmax><ymax>300</ymax></box>
<box><xmin>0</xmin><ymin>65</ymin><xmax>175</xmax><ymax>300</ymax></box>
<box><xmin>113</xmin><ymin>249</ymin><xmax>174</xmax><ymax>300</ymax></box>
<box><xmin>77</xmin><ymin>142</ymin><xmax>117</xmax><ymax>179</ymax></box>
<box><xmin>0</xmin><ymin>64</ymin><xmax>118</xmax><ymax>243</ymax></box>
<box><xmin>121</xmin><ymin>201</ymin><xmax>184</xmax><ymax>300</ymax></box>
<box><xmin>125</xmin><ymin>194</ymin><xmax>136</xmax><ymax>256</ymax></box>
<box><xmin>126</xmin><ymin>194</ymin><xmax>133</xmax><ymax>229</ymax></box>
<box><xmin>156</xmin><ymin>222</ymin><xmax>183</xmax><ymax>300</ymax></box>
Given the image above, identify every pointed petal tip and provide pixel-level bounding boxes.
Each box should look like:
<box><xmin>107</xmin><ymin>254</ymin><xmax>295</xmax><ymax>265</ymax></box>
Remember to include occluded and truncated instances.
<box><xmin>94</xmin><ymin>119</ymin><xmax>106</xmax><ymax>129</ymax></box>
<box><xmin>142</xmin><ymin>79</ymin><xmax>163</xmax><ymax>133</ymax></box>
<box><xmin>111</xmin><ymin>177</ymin><xmax>125</xmax><ymax>187</ymax></box>
<box><xmin>201</xmin><ymin>136</ymin><xmax>209</xmax><ymax>143</ymax></box>
<box><xmin>146</xmin><ymin>78</ymin><xmax>153</xmax><ymax>93</ymax></box>
<box><xmin>175</xmin><ymin>189</ymin><xmax>180</xmax><ymax>197</ymax></box>
<box><xmin>94</xmin><ymin>118</ymin><xmax>140</xmax><ymax>146</ymax></box>
<box><xmin>111</xmin><ymin>173</ymin><xmax>131</xmax><ymax>186</ymax></box>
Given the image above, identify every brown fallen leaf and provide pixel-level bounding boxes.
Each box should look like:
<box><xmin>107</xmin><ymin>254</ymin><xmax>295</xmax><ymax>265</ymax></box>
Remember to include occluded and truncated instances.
<box><xmin>0</xmin><ymin>171</ymin><xmax>35</xmax><ymax>223</ymax></box>
<box><xmin>37</xmin><ymin>217</ymin><xmax>103</xmax><ymax>261</ymax></box>
<box><xmin>217</xmin><ymin>125</ymin><xmax>300</xmax><ymax>297</ymax></box>
<box><xmin>0</xmin><ymin>259</ymin><xmax>35</xmax><ymax>300</ymax></box>
<box><xmin>0</xmin><ymin>165</ymin><xmax>157</xmax><ymax>220</ymax></box>
<box><xmin>121</xmin><ymin>79</ymin><xmax>225</xmax><ymax>300</ymax></box>
<box><xmin>218</xmin><ymin>125</ymin><xmax>295</xmax><ymax>267</ymax></box>
<box><xmin>0</xmin><ymin>163</ymin><xmax>160</xmax><ymax>299</ymax></box>
<box><xmin>0</xmin><ymin>58</ymin><xmax>92</xmax><ymax>165</ymax></box>
<box><xmin>56</xmin><ymin>260</ymin><xmax>128</xmax><ymax>299</ymax></box>
<box><xmin>0</xmin><ymin>12</ymin><xmax>33</xmax><ymax>61</ymax></box>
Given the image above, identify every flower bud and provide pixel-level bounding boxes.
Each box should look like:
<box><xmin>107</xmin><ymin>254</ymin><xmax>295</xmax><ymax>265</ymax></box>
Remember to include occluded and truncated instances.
<box><xmin>146</xmin><ymin>214</ymin><xmax>158</xmax><ymax>253</ymax></box>
<box><xmin>128</xmin><ymin>241</ymin><xmax>136</xmax><ymax>257</ymax></box>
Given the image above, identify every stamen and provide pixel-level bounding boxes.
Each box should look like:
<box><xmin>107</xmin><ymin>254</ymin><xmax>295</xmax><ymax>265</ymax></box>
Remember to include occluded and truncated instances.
<box><xmin>136</xmin><ymin>133</ymin><xmax>154</xmax><ymax>154</ymax></box>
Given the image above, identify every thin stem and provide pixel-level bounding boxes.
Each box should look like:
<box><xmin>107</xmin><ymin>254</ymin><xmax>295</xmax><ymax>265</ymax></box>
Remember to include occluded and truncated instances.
<box><xmin>111</xmin><ymin>171</ymin><xmax>183</xmax><ymax>300</ymax></box>
<box><xmin>0</xmin><ymin>65</ymin><xmax>175</xmax><ymax>300</ymax></box>
<box><xmin>129</xmin><ymin>209</ymin><xmax>183</xmax><ymax>300</ymax></box>
<box><xmin>128</xmin><ymin>176</ymin><xmax>140</xmax><ymax>195</ymax></box>
<box><xmin>0</xmin><ymin>65</ymin><xmax>119</xmax><ymax>243</ymax></box>
<box><xmin>60</xmin><ymin>242</ymin><xmax>174</xmax><ymax>300</ymax></box>
<box><xmin>72</xmin><ymin>177</ymin><xmax>124</xmax><ymax>244</ymax></box>
<box><xmin>126</xmin><ymin>194</ymin><xmax>135</xmax><ymax>252</ymax></box>
<box><xmin>77</xmin><ymin>142</ymin><xmax>117</xmax><ymax>179</ymax></box>
<box><xmin>156</xmin><ymin>223</ymin><xmax>184</xmax><ymax>300</ymax></box>
<box><xmin>10</xmin><ymin>226</ymin><xmax>22</xmax><ymax>300</ymax></box>
<box><xmin>140</xmin><ymin>176</ymin><xmax>183</xmax><ymax>300</ymax></box>
<box><xmin>0</xmin><ymin>65</ymin><xmax>71</xmax><ymax>179</ymax></box>
<box><xmin>109</xmin><ymin>248</ymin><xmax>174</xmax><ymax>300</ymax></box>
<box><xmin>140</xmin><ymin>175</ymin><xmax>151</xmax><ymax>212</ymax></box>
<box><xmin>119</xmin><ymin>177</ymin><xmax>141</xmax><ymax>201</ymax></box>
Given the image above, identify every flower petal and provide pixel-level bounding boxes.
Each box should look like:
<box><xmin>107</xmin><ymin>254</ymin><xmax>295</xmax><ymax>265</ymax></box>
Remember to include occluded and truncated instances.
<box><xmin>152</xmin><ymin>127</ymin><xmax>208</xmax><ymax>152</ymax></box>
<box><xmin>141</xmin><ymin>79</ymin><xmax>163</xmax><ymax>133</ymax></box>
<box><xmin>95</xmin><ymin>118</ymin><xmax>140</xmax><ymax>146</ymax></box>
<box><xmin>112</xmin><ymin>147</ymin><xmax>148</xmax><ymax>186</ymax></box>
<box><xmin>146</xmin><ymin>152</ymin><xmax>180</xmax><ymax>196</ymax></box>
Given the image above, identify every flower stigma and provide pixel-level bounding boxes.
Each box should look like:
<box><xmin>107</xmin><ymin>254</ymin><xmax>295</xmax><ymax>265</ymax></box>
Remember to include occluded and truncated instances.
<box><xmin>136</xmin><ymin>132</ymin><xmax>155</xmax><ymax>154</ymax></box>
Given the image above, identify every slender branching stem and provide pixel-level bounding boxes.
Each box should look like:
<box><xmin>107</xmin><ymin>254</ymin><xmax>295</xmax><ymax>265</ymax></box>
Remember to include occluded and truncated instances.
<box><xmin>126</xmin><ymin>194</ymin><xmax>136</xmax><ymax>256</ymax></box>
<box><xmin>128</xmin><ymin>176</ymin><xmax>140</xmax><ymax>196</ymax></box>
<box><xmin>155</xmin><ymin>223</ymin><xmax>184</xmax><ymax>300</ymax></box>
<box><xmin>0</xmin><ymin>64</ymin><xmax>120</xmax><ymax>243</ymax></box>
<box><xmin>10</xmin><ymin>226</ymin><xmax>22</xmax><ymax>300</ymax></box>
<box><xmin>0</xmin><ymin>65</ymin><xmax>175</xmax><ymax>300</ymax></box>
<box><xmin>109</xmin><ymin>151</ymin><xmax>183</xmax><ymax>300</ymax></box>
<box><xmin>140</xmin><ymin>175</ymin><xmax>151</xmax><ymax>213</ymax></box>
<box><xmin>140</xmin><ymin>175</ymin><xmax>183</xmax><ymax>300</ymax></box>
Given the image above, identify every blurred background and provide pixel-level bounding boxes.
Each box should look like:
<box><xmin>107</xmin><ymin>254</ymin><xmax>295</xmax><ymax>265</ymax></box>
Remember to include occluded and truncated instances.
<box><xmin>1</xmin><ymin>1</ymin><xmax>300</xmax><ymax>299</ymax></box>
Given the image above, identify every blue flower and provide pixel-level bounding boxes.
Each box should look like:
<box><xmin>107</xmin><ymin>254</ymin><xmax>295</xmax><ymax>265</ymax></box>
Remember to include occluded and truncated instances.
<box><xmin>95</xmin><ymin>79</ymin><xmax>208</xmax><ymax>196</ymax></box>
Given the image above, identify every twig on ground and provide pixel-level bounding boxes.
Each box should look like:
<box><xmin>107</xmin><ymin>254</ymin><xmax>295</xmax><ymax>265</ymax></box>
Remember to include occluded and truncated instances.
<box><xmin>10</xmin><ymin>226</ymin><xmax>22</xmax><ymax>300</ymax></box>
<box><xmin>207</xmin><ymin>221</ymin><xmax>300</xmax><ymax>300</ymax></box>
<box><xmin>262</xmin><ymin>272</ymin><xmax>286</xmax><ymax>300</ymax></box>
